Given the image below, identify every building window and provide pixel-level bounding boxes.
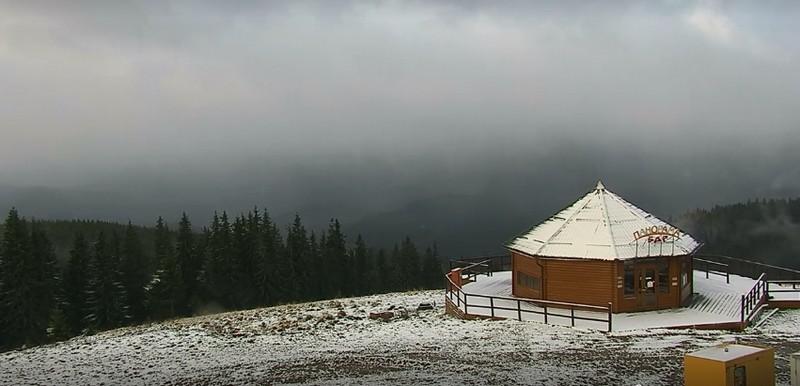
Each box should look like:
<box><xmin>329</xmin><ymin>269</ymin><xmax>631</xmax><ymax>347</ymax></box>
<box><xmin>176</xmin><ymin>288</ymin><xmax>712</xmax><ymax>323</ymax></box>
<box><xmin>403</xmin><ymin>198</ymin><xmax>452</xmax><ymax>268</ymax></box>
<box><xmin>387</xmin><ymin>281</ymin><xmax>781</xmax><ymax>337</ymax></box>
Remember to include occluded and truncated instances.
<box><xmin>624</xmin><ymin>262</ymin><xmax>635</xmax><ymax>297</ymax></box>
<box><xmin>658</xmin><ymin>263</ymin><xmax>669</xmax><ymax>294</ymax></box>
<box><xmin>733</xmin><ymin>366</ymin><xmax>746</xmax><ymax>386</ymax></box>
<box><xmin>517</xmin><ymin>272</ymin><xmax>540</xmax><ymax>290</ymax></box>
<box><xmin>681</xmin><ymin>260</ymin><xmax>690</xmax><ymax>287</ymax></box>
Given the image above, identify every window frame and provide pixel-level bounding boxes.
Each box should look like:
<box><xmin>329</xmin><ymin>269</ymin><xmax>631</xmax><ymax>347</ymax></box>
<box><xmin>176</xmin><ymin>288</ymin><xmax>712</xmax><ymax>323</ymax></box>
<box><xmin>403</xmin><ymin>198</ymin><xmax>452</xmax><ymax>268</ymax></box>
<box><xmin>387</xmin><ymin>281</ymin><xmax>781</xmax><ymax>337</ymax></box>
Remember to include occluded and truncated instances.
<box><xmin>623</xmin><ymin>261</ymin><xmax>635</xmax><ymax>298</ymax></box>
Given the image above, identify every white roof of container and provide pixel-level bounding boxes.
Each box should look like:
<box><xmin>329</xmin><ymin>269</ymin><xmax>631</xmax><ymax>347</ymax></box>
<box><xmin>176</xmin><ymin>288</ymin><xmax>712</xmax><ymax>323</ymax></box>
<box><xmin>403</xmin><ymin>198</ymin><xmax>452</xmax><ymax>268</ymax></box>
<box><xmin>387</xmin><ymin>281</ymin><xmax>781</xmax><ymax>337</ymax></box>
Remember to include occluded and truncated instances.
<box><xmin>686</xmin><ymin>343</ymin><xmax>768</xmax><ymax>362</ymax></box>
<box><xmin>506</xmin><ymin>181</ymin><xmax>701</xmax><ymax>260</ymax></box>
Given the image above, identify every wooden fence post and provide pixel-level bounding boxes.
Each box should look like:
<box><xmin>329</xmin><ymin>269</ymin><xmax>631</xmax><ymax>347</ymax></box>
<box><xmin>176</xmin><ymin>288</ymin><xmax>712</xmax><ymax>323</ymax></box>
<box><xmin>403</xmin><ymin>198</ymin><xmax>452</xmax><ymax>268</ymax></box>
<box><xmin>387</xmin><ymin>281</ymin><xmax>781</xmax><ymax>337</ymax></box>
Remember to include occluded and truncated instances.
<box><xmin>740</xmin><ymin>294</ymin><xmax>745</xmax><ymax>323</ymax></box>
<box><xmin>490</xmin><ymin>297</ymin><xmax>495</xmax><ymax>318</ymax></box>
<box><xmin>543</xmin><ymin>305</ymin><xmax>548</xmax><ymax>324</ymax></box>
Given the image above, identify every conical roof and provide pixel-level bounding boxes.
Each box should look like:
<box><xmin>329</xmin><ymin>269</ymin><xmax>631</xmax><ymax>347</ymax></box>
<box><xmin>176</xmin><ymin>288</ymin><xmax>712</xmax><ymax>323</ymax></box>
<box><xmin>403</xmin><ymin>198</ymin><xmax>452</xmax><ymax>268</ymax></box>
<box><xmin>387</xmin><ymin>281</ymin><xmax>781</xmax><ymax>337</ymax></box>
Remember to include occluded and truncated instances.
<box><xmin>506</xmin><ymin>181</ymin><xmax>701</xmax><ymax>260</ymax></box>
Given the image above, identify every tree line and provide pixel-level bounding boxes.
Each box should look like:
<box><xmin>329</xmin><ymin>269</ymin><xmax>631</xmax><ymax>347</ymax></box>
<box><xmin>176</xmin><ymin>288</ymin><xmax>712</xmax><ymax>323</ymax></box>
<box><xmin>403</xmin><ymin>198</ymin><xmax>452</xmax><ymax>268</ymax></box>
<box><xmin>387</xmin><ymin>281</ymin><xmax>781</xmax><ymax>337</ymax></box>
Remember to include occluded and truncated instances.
<box><xmin>677</xmin><ymin>197</ymin><xmax>800</xmax><ymax>269</ymax></box>
<box><xmin>0</xmin><ymin>208</ymin><xmax>443</xmax><ymax>350</ymax></box>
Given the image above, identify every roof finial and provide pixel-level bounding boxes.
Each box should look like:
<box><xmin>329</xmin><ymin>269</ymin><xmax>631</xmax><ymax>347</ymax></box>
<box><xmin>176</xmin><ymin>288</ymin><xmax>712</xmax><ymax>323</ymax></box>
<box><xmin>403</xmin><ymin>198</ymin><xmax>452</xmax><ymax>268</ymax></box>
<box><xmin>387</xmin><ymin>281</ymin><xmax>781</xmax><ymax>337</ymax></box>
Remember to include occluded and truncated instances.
<box><xmin>596</xmin><ymin>180</ymin><xmax>605</xmax><ymax>191</ymax></box>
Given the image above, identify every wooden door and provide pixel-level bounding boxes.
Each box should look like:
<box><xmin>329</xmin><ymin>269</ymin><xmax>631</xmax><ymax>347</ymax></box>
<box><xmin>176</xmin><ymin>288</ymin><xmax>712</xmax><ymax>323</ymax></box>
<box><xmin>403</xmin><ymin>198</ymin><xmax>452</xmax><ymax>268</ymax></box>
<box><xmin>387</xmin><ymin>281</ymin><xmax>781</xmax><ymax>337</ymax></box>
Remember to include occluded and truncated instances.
<box><xmin>637</xmin><ymin>264</ymin><xmax>657</xmax><ymax>308</ymax></box>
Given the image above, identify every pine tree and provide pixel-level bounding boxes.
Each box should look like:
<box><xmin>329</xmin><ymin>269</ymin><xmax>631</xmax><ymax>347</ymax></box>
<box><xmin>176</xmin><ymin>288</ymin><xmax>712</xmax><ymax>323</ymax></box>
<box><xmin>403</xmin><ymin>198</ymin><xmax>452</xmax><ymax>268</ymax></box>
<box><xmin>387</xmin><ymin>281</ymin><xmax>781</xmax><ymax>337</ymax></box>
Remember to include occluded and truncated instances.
<box><xmin>85</xmin><ymin>232</ymin><xmax>129</xmax><ymax>331</ymax></box>
<box><xmin>373</xmin><ymin>248</ymin><xmax>389</xmax><ymax>294</ymax></box>
<box><xmin>285</xmin><ymin>215</ymin><xmax>309</xmax><ymax>300</ymax></box>
<box><xmin>420</xmin><ymin>244</ymin><xmax>443</xmax><ymax>289</ymax></box>
<box><xmin>26</xmin><ymin>221</ymin><xmax>58</xmax><ymax>345</ymax></box>
<box><xmin>325</xmin><ymin>219</ymin><xmax>348</xmax><ymax>297</ymax></box>
<box><xmin>388</xmin><ymin>243</ymin><xmax>402</xmax><ymax>291</ymax></box>
<box><xmin>120</xmin><ymin>222</ymin><xmax>148</xmax><ymax>322</ymax></box>
<box><xmin>148</xmin><ymin>217</ymin><xmax>184</xmax><ymax>320</ymax></box>
<box><xmin>351</xmin><ymin>235</ymin><xmax>370</xmax><ymax>295</ymax></box>
<box><xmin>176</xmin><ymin>213</ymin><xmax>199</xmax><ymax>314</ymax></box>
<box><xmin>203</xmin><ymin>212</ymin><xmax>235</xmax><ymax>308</ymax></box>
<box><xmin>62</xmin><ymin>233</ymin><xmax>91</xmax><ymax>335</ymax></box>
<box><xmin>194</xmin><ymin>227</ymin><xmax>212</xmax><ymax>304</ymax></box>
<box><xmin>255</xmin><ymin>211</ymin><xmax>287</xmax><ymax>305</ymax></box>
<box><xmin>0</xmin><ymin>210</ymin><xmax>57</xmax><ymax>348</ymax></box>
<box><xmin>242</xmin><ymin>209</ymin><xmax>262</xmax><ymax>307</ymax></box>
<box><xmin>231</xmin><ymin>214</ymin><xmax>255</xmax><ymax>308</ymax></box>
<box><xmin>399</xmin><ymin>237</ymin><xmax>420</xmax><ymax>290</ymax></box>
<box><xmin>308</xmin><ymin>232</ymin><xmax>326</xmax><ymax>300</ymax></box>
<box><xmin>0</xmin><ymin>208</ymin><xmax>29</xmax><ymax>348</ymax></box>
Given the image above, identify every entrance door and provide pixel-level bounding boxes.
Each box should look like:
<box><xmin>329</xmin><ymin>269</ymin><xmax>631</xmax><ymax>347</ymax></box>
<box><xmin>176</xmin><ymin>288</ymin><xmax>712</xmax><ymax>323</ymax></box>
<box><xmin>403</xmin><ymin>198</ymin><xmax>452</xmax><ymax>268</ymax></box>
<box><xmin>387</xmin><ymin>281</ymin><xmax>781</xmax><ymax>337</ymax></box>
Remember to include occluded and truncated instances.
<box><xmin>637</xmin><ymin>265</ymin><xmax>657</xmax><ymax>308</ymax></box>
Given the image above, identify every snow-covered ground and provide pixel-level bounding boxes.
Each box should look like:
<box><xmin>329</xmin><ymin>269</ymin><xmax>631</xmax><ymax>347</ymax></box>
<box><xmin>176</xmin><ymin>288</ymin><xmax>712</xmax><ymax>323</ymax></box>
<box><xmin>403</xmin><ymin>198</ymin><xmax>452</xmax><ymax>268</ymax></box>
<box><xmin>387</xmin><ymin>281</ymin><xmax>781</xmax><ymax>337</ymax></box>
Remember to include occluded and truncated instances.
<box><xmin>456</xmin><ymin>270</ymin><xmax>759</xmax><ymax>330</ymax></box>
<box><xmin>1</xmin><ymin>290</ymin><xmax>799</xmax><ymax>385</ymax></box>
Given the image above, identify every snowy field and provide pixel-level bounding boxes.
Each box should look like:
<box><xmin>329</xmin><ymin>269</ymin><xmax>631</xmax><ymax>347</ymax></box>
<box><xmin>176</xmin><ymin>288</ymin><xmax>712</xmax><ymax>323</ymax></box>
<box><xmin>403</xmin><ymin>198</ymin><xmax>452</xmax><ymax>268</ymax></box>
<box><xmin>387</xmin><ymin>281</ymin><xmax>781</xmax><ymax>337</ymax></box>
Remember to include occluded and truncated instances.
<box><xmin>1</xmin><ymin>290</ymin><xmax>799</xmax><ymax>385</ymax></box>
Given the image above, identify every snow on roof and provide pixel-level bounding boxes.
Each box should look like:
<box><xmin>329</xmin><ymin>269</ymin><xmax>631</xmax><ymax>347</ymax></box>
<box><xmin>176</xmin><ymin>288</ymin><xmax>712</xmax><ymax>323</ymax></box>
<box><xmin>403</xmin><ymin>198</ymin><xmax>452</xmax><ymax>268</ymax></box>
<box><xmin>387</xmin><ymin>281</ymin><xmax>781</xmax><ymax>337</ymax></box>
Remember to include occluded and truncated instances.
<box><xmin>506</xmin><ymin>181</ymin><xmax>701</xmax><ymax>260</ymax></box>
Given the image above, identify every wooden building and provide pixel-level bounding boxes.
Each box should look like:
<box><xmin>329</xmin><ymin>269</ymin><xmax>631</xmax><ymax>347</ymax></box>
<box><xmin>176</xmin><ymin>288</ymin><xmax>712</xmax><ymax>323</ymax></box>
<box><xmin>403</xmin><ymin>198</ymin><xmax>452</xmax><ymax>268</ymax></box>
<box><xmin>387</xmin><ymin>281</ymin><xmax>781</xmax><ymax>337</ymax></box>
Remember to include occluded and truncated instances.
<box><xmin>507</xmin><ymin>181</ymin><xmax>701</xmax><ymax>313</ymax></box>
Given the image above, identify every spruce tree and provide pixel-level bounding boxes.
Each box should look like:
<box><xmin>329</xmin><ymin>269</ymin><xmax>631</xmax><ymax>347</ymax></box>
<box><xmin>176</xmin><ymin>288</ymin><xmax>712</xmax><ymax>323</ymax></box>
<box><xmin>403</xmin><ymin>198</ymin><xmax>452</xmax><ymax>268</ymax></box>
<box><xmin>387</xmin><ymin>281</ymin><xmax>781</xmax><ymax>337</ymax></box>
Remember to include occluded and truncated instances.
<box><xmin>231</xmin><ymin>214</ymin><xmax>253</xmax><ymax>308</ymax></box>
<box><xmin>308</xmin><ymin>232</ymin><xmax>325</xmax><ymax>300</ymax></box>
<box><xmin>148</xmin><ymin>217</ymin><xmax>184</xmax><ymax>319</ymax></box>
<box><xmin>85</xmin><ymin>232</ymin><xmax>129</xmax><ymax>331</ymax></box>
<box><xmin>285</xmin><ymin>215</ymin><xmax>309</xmax><ymax>300</ymax></box>
<box><xmin>242</xmin><ymin>210</ymin><xmax>262</xmax><ymax>307</ymax></box>
<box><xmin>194</xmin><ymin>227</ymin><xmax>212</xmax><ymax>304</ymax></box>
<box><xmin>0</xmin><ymin>210</ymin><xmax>57</xmax><ymax>348</ymax></box>
<box><xmin>388</xmin><ymin>243</ymin><xmax>402</xmax><ymax>291</ymax></box>
<box><xmin>203</xmin><ymin>212</ymin><xmax>234</xmax><ymax>308</ymax></box>
<box><xmin>120</xmin><ymin>222</ymin><xmax>148</xmax><ymax>322</ymax></box>
<box><xmin>255</xmin><ymin>211</ymin><xmax>287</xmax><ymax>305</ymax></box>
<box><xmin>399</xmin><ymin>237</ymin><xmax>420</xmax><ymax>290</ymax></box>
<box><xmin>63</xmin><ymin>233</ymin><xmax>91</xmax><ymax>335</ymax></box>
<box><xmin>351</xmin><ymin>235</ymin><xmax>370</xmax><ymax>295</ymax></box>
<box><xmin>0</xmin><ymin>208</ymin><xmax>29</xmax><ymax>348</ymax></box>
<box><xmin>325</xmin><ymin>219</ymin><xmax>348</xmax><ymax>297</ymax></box>
<box><xmin>26</xmin><ymin>221</ymin><xmax>58</xmax><ymax>345</ymax></box>
<box><xmin>176</xmin><ymin>213</ymin><xmax>198</xmax><ymax>314</ymax></box>
<box><xmin>373</xmin><ymin>248</ymin><xmax>389</xmax><ymax>294</ymax></box>
<box><xmin>420</xmin><ymin>244</ymin><xmax>443</xmax><ymax>289</ymax></box>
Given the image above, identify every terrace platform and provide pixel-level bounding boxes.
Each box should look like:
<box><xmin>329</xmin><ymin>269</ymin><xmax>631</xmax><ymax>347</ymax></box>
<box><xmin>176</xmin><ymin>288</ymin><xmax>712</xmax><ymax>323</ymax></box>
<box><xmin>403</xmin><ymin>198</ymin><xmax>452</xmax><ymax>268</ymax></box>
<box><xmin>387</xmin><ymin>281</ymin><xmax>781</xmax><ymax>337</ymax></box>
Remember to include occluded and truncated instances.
<box><xmin>447</xmin><ymin>270</ymin><xmax>766</xmax><ymax>331</ymax></box>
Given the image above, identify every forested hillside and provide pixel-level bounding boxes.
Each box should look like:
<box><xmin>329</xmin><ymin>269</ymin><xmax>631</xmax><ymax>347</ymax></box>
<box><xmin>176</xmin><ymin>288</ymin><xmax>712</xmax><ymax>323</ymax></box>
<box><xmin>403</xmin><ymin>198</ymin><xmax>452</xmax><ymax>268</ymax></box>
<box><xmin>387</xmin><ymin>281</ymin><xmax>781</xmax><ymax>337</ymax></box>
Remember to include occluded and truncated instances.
<box><xmin>0</xmin><ymin>220</ymin><xmax>157</xmax><ymax>263</ymax></box>
<box><xmin>0</xmin><ymin>208</ymin><xmax>441</xmax><ymax>351</ymax></box>
<box><xmin>677</xmin><ymin>197</ymin><xmax>800</xmax><ymax>269</ymax></box>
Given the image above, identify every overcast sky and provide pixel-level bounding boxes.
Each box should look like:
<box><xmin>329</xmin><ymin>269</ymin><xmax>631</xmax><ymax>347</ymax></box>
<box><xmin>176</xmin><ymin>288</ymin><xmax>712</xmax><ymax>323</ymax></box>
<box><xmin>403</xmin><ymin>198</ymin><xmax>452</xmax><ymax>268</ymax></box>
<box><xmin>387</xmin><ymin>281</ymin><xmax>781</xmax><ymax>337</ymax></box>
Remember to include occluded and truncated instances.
<box><xmin>1</xmin><ymin>1</ymin><xmax>800</xmax><ymax>244</ymax></box>
<box><xmin>1</xmin><ymin>1</ymin><xmax>798</xmax><ymax>183</ymax></box>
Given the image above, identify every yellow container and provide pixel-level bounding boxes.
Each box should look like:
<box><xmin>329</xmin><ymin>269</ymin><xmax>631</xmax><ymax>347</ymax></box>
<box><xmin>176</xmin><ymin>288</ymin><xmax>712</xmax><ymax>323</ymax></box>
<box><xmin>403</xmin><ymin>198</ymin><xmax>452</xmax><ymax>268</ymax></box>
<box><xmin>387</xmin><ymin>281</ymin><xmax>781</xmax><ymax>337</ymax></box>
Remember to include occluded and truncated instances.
<box><xmin>684</xmin><ymin>343</ymin><xmax>774</xmax><ymax>386</ymax></box>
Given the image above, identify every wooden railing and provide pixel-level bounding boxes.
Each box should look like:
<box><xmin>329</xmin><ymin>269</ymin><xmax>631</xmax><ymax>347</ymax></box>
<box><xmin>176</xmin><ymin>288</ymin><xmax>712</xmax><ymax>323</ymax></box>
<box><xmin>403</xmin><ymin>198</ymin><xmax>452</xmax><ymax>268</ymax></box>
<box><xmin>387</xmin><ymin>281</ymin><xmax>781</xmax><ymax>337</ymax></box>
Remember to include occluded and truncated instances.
<box><xmin>767</xmin><ymin>280</ymin><xmax>800</xmax><ymax>298</ymax></box>
<box><xmin>696</xmin><ymin>254</ymin><xmax>800</xmax><ymax>281</ymax></box>
<box><xmin>740</xmin><ymin>273</ymin><xmax>768</xmax><ymax>325</ymax></box>
<box><xmin>445</xmin><ymin>274</ymin><xmax>612</xmax><ymax>332</ymax></box>
<box><xmin>694</xmin><ymin>257</ymin><xmax>730</xmax><ymax>283</ymax></box>
<box><xmin>449</xmin><ymin>254</ymin><xmax>511</xmax><ymax>273</ymax></box>
<box><xmin>458</xmin><ymin>259</ymin><xmax>493</xmax><ymax>281</ymax></box>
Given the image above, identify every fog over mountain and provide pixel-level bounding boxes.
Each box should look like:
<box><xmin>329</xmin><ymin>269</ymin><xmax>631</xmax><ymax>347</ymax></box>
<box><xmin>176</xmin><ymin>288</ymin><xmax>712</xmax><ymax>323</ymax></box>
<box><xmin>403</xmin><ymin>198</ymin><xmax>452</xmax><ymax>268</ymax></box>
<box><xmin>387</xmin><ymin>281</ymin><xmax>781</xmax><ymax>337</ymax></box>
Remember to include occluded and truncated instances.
<box><xmin>1</xmin><ymin>1</ymin><xmax>799</xmax><ymax>255</ymax></box>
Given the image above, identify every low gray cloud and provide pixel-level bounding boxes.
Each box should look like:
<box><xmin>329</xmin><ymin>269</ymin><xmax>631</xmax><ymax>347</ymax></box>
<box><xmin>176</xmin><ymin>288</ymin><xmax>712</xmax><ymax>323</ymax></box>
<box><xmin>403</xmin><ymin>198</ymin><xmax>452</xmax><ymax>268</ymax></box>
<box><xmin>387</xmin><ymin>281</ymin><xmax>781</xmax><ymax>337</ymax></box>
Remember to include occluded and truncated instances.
<box><xmin>1</xmin><ymin>1</ymin><xmax>799</xmax><ymax>253</ymax></box>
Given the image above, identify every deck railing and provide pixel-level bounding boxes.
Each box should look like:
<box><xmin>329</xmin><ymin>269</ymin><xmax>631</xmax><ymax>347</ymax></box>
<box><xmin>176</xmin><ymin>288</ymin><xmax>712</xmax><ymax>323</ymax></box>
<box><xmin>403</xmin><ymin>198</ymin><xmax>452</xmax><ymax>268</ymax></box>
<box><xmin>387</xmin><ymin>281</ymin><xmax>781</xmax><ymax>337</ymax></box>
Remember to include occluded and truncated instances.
<box><xmin>694</xmin><ymin>257</ymin><xmax>730</xmax><ymax>283</ymax></box>
<box><xmin>449</xmin><ymin>254</ymin><xmax>511</xmax><ymax>273</ymax></box>
<box><xmin>456</xmin><ymin>259</ymin><xmax>493</xmax><ymax>281</ymax></box>
<box><xmin>740</xmin><ymin>273</ymin><xmax>768</xmax><ymax>325</ymax></box>
<box><xmin>696</xmin><ymin>254</ymin><xmax>800</xmax><ymax>281</ymax></box>
<box><xmin>445</xmin><ymin>274</ymin><xmax>612</xmax><ymax>332</ymax></box>
<box><xmin>767</xmin><ymin>279</ymin><xmax>800</xmax><ymax>298</ymax></box>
